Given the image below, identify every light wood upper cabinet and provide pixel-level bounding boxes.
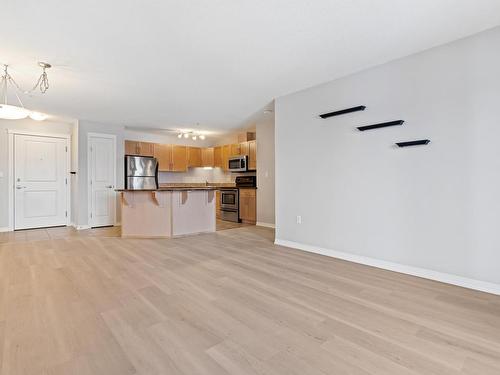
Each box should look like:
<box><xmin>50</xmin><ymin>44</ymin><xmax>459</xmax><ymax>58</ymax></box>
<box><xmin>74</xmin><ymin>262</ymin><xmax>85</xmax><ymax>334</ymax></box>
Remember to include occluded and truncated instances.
<box><xmin>187</xmin><ymin>147</ymin><xmax>202</xmax><ymax>167</ymax></box>
<box><xmin>201</xmin><ymin>148</ymin><xmax>214</xmax><ymax>167</ymax></box>
<box><xmin>140</xmin><ymin>142</ymin><xmax>155</xmax><ymax>157</ymax></box>
<box><xmin>230</xmin><ymin>143</ymin><xmax>241</xmax><ymax>156</ymax></box>
<box><xmin>125</xmin><ymin>140</ymin><xmax>139</xmax><ymax>155</ymax></box>
<box><xmin>248</xmin><ymin>140</ymin><xmax>256</xmax><ymax>170</ymax></box>
<box><xmin>125</xmin><ymin>141</ymin><xmax>155</xmax><ymax>156</ymax></box>
<box><xmin>222</xmin><ymin>145</ymin><xmax>231</xmax><ymax>171</ymax></box>
<box><xmin>171</xmin><ymin>145</ymin><xmax>187</xmax><ymax>172</ymax></box>
<box><xmin>239</xmin><ymin>188</ymin><xmax>256</xmax><ymax>224</ymax></box>
<box><xmin>214</xmin><ymin>146</ymin><xmax>223</xmax><ymax>168</ymax></box>
<box><xmin>239</xmin><ymin>141</ymin><xmax>249</xmax><ymax>156</ymax></box>
<box><xmin>153</xmin><ymin>144</ymin><xmax>187</xmax><ymax>172</ymax></box>
<box><xmin>154</xmin><ymin>144</ymin><xmax>172</xmax><ymax>171</ymax></box>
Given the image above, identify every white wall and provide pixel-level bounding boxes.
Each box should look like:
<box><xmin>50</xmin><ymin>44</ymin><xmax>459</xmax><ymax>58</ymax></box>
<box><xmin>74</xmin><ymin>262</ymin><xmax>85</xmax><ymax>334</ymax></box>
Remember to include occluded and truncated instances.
<box><xmin>275</xmin><ymin>26</ymin><xmax>500</xmax><ymax>288</ymax></box>
<box><xmin>256</xmin><ymin>117</ymin><xmax>275</xmax><ymax>226</ymax></box>
<box><xmin>0</xmin><ymin>118</ymin><xmax>74</xmax><ymax>229</ymax></box>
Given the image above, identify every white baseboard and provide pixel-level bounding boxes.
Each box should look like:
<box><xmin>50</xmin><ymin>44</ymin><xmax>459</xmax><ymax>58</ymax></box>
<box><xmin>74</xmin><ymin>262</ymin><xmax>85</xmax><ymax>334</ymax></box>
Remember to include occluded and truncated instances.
<box><xmin>75</xmin><ymin>225</ymin><xmax>91</xmax><ymax>230</ymax></box>
<box><xmin>274</xmin><ymin>239</ymin><xmax>500</xmax><ymax>296</ymax></box>
<box><xmin>256</xmin><ymin>222</ymin><xmax>276</xmax><ymax>229</ymax></box>
<box><xmin>0</xmin><ymin>227</ymin><xmax>11</xmax><ymax>233</ymax></box>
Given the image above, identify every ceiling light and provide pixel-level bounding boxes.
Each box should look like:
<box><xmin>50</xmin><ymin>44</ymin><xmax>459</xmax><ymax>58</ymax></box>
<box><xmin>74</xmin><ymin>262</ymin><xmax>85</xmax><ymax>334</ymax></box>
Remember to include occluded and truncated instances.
<box><xmin>0</xmin><ymin>104</ymin><xmax>30</xmax><ymax>120</ymax></box>
<box><xmin>199</xmin><ymin>134</ymin><xmax>205</xmax><ymax>140</ymax></box>
<box><xmin>0</xmin><ymin>63</ymin><xmax>52</xmax><ymax>120</ymax></box>
<box><xmin>177</xmin><ymin>133</ymin><xmax>182</xmax><ymax>138</ymax></box>
<box><xmin>192</xmin><ymin>135</ymin><xmax>197</xmax><ymax>140</ymax></box>
<box><xmin>29</xmin><ymin>111</ymin><xmax>48</xmax><ymax>121</ymax></box>
<box><xmin>183</xmin><ymin>133</ymin><xmax>189</xmax><ymax>138</ymax></box>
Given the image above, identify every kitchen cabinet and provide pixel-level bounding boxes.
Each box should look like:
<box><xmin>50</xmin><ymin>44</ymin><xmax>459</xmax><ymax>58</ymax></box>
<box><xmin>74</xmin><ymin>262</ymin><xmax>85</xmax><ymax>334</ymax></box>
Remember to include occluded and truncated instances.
<box><xmin>125</xmin><ymin>140</ymin><xmax>155</xmax><ymax>156</ymax></box>
<box><xmin>187</xmin><ymin>147</ymin><xmax>202</xmax><ymax>167</ymax></box>
<box><xmin>222</xmin><ymin>145</ymin><xmax>231</xmax><ymax>171</ymax></box>
<box><xmin>239</xmin><ymin>188</ymin><xmax>256</xmax><ymax>224</ymax></box>
<box><xmin>201</xmin><ymin>147</ymin><xmax>214</xmax><ymax>167</ymax></box>
<box><xmin>171</xmin><ymin>145</ymin><xmax>188</xmax><ymax>171</ymax></box>
<box><xmin>214</xmin><ymin>146</ymin><xmax>223</xmax><ymax>168</ymax></box>
<box><xmin>230</xmin><ymin>143</ymin><xmax>241</xmax><ymax>156</ymax></box>
<box><xmin>154</xmin><ymin>144</ymin><xmax>187</xmax><ymax>172</ymax></box>
<box><xmin>239</xmin><ymin>141</ymin><xmax>249</xmax><ymax>156</ymax></box>
<box><xmin>154</xmin><ymin>144</ymin><xmax>172</xmax><ymax>171</ymax></box>
<box><xmin>248</xmin><ymin>140</ymin><xmax>256</xmax><ymax>170</ymax></box>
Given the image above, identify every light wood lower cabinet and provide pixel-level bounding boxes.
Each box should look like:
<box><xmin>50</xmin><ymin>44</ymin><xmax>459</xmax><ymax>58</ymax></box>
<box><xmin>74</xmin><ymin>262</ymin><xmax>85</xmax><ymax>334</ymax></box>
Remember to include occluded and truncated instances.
<box><xmin>239</xmin><ymin>188</ymin><xmax>256</xmax><ymax>224</ymax></box>
<box><xmin>187</xmin><ymin>147</ymin><xmax>202</xmax><ymax>167</ymax></box>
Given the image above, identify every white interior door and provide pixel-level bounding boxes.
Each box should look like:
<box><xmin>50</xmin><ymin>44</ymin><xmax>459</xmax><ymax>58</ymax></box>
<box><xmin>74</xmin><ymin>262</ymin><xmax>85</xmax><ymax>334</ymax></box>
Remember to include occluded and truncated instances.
<box><xmin>14</xmin><ymin>134</ymin><xmax>68</xmax><ymax>230</ymax></box>
<box><xmin>89</xmin><ymin>134</ymin><xmax>116</xmax><ymax>227</ymax></box>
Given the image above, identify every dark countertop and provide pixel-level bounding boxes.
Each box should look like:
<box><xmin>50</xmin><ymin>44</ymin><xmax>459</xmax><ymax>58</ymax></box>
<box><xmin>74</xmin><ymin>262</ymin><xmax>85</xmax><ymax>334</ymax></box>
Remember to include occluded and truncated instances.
<box><xmin>115</xmin><ymin>187</ymin><xmax>219</xmax><ymax>192</ymax></box>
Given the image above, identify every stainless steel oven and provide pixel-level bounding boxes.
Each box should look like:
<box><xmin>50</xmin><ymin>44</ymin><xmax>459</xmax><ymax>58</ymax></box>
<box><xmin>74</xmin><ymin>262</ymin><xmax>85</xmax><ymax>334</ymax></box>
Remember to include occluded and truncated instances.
<box><xmin>228</xmin><ymin>155</ymin><xmax>247</xmax><ymax>172</ymax></box>
<box><xmin>220</xmin><ymin>188</ymin><xmax>239</xmax><ymax>222</ymax></box>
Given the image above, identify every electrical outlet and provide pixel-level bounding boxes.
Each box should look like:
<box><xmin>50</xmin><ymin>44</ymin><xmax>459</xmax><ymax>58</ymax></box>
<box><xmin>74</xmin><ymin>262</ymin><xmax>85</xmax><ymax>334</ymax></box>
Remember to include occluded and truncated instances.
<box><xmin>296</xmin><ymin>215</ymin><xmax>302</xmax><ymax>224</ymax></box>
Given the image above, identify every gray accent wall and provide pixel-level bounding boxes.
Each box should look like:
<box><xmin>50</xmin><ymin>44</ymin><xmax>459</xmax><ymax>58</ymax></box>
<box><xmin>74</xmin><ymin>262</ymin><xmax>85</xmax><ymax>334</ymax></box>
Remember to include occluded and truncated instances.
<box><xmin>275</xmin><ymin>26</ymin><xmax>500</xmax><ymax>286</ymax></box>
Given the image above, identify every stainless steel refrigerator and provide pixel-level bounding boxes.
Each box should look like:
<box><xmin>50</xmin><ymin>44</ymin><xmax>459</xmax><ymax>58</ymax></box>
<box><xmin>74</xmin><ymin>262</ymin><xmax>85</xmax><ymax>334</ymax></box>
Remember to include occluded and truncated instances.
<box><xmin>124</xmin><ymin>155</ymin><xmax>158</xmax><ymax>190</ymax></box>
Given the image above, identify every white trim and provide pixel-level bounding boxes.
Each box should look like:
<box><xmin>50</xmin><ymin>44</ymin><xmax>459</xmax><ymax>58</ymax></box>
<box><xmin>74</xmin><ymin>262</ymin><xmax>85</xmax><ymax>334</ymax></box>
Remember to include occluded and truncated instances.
<box><xmin>0</xmin><ymin>227</ymin><xmax>11</xmax><ymax>233</ymax></box>
<box><xmin>7</xmin><ymin>129</ymin><xmax>70</xmax><ymax>139</ymax></box>
<box><xmin>75</xmin><ymin>225</ymin><xmax>91</xmax><ymax>230</ymax></box>
<box><xmin>274</xmin><ymin>239</ymin><xmax>500</xmax><ymax>296</ymax></box>
<box><xmin>7</xmin><ymin>133</ymin><xmax>14</xmax><ymax>231</ymax></box>
<box><xmin>7</xmin><ymin>129</ymin><xmax>71</xmax><ymax>230</ymax></box>
<box><xmin>87</xmin><ymin>133</ymin><xmax>117</xmax><ymax>227</ymax></box>
<box><xmin>256</xmin><ymin>222</ymin><xmax>276</xmax><ymax>229</ymax></box>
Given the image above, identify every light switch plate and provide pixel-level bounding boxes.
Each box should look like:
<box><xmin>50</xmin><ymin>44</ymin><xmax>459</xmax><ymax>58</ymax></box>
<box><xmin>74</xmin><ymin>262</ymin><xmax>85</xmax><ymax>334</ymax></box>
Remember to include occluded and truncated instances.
<box><xmin>0</xmin><ymin>171</ymin><xmax>4</xmax><ymax>178</ymax></box>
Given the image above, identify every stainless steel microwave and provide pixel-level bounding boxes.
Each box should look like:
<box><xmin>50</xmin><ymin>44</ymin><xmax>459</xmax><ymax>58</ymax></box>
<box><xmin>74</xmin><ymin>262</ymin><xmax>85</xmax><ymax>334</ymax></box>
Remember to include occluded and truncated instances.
<box><xmin>228</xmin><ymin>155</ymin><xmax>247</xmax><ymax>172</ymax></box>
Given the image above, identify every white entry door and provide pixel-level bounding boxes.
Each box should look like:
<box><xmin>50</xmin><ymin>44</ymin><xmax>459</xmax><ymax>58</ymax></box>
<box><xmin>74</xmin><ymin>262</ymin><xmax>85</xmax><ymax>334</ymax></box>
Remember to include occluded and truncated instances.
<box><xmin>89</xmin><ymin>134</ymin><xmax>116</xmax><ymax>227</ymax></box>
<box><xmin>14</xmin><ymin>134</ymin><xmax>68</xmax><ymax>230</ymax></box>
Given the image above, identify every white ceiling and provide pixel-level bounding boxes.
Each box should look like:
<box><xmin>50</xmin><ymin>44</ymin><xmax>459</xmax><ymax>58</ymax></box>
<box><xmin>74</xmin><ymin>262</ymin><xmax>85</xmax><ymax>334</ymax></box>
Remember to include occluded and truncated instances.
<box><xmin>3</xmin><ymin>0</ymin><xmax>500</xmax><ymax>132</ymax></box>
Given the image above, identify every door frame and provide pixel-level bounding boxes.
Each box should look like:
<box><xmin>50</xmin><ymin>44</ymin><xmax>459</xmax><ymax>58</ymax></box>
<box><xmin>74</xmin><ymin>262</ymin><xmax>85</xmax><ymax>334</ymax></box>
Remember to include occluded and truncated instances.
<box><xmin>87</xmin><ymin>132</ymin><xmax>117</xmax><ymax>227</ymax></box>
<box><xmin>7</xmin><ymin>129</ymin><xmax>71</xmax><ymax>231</ymax></box>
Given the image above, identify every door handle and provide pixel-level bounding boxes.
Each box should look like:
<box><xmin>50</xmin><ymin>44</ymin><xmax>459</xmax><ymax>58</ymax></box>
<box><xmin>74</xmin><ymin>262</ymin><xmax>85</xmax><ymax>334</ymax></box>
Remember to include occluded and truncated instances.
<box><xmin>16</xmin><ymin>185</ymin><xmax>26</xmax><ymax>189</ymax></box>
<box><xmin>106</xmin><ymin>185</ymin><xmax>114</xmax><ymax>189</ymax></box>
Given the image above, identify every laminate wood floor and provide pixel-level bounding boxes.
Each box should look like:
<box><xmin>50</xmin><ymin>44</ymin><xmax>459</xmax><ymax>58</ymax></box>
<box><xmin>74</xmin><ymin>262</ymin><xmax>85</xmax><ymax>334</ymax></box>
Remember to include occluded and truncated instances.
<box><xmin>0</xmin><ymin>225</ymin><xmax>499</xmax><ymax>375</ymax></box>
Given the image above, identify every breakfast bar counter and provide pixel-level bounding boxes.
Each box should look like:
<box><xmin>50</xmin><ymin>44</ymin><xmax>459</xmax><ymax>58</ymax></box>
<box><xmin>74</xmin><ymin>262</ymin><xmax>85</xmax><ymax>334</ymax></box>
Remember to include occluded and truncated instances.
<box><xmin>116</xmin><ymin>188</ymin><xmax>217</xmax><ymax>238</ymax></box>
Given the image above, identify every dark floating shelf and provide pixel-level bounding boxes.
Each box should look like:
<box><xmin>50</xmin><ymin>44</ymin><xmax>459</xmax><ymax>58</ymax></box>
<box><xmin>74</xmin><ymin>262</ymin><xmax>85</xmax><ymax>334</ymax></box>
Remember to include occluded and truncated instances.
<box><xmin>319</xmin><ymin>105</ymin><xmax>366</xmax><ymax>119</ymax></box>
<box><xmin>357</xmin><ymin>120</ymin><xmax>404</xmax><ymax>131</ymax></box>
<box><xmin>396</xmin><ymin>139</ymin><xmax>431</xmax><ymax>147</ymax></box>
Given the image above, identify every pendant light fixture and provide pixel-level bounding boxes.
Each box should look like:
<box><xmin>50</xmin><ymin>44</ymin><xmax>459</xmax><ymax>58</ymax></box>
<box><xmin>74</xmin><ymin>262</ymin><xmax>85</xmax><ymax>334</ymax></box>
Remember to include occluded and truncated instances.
<box><xmin>0</xmin><ymin>63</ymin><xmax>51</xmax><ymax>121</ymax></box>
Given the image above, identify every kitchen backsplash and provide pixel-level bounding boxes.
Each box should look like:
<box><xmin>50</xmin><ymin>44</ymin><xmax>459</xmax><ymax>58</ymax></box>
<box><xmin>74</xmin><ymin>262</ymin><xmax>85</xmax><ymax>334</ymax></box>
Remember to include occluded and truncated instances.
<box><xmin>158</xmin><ymin>168</ymin><xmax>256</xmax><ymax>184</ymax></box>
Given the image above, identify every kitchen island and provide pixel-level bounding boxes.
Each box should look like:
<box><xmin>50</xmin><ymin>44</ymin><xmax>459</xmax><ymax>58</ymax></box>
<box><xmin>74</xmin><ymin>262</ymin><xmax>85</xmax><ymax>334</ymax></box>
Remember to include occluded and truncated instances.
<box><xmin>116</xmin><ymin>187</ymin><xmax>217</xmax><ymax>238</ymax></box>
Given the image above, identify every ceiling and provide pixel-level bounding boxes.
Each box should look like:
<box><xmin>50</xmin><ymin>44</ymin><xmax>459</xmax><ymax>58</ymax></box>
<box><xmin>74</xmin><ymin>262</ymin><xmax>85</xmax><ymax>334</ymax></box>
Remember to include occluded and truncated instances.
<box><xmin>3</xmin><ymin>0</ymin><xmax>500</xmax><ymax>132</ymax></box>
